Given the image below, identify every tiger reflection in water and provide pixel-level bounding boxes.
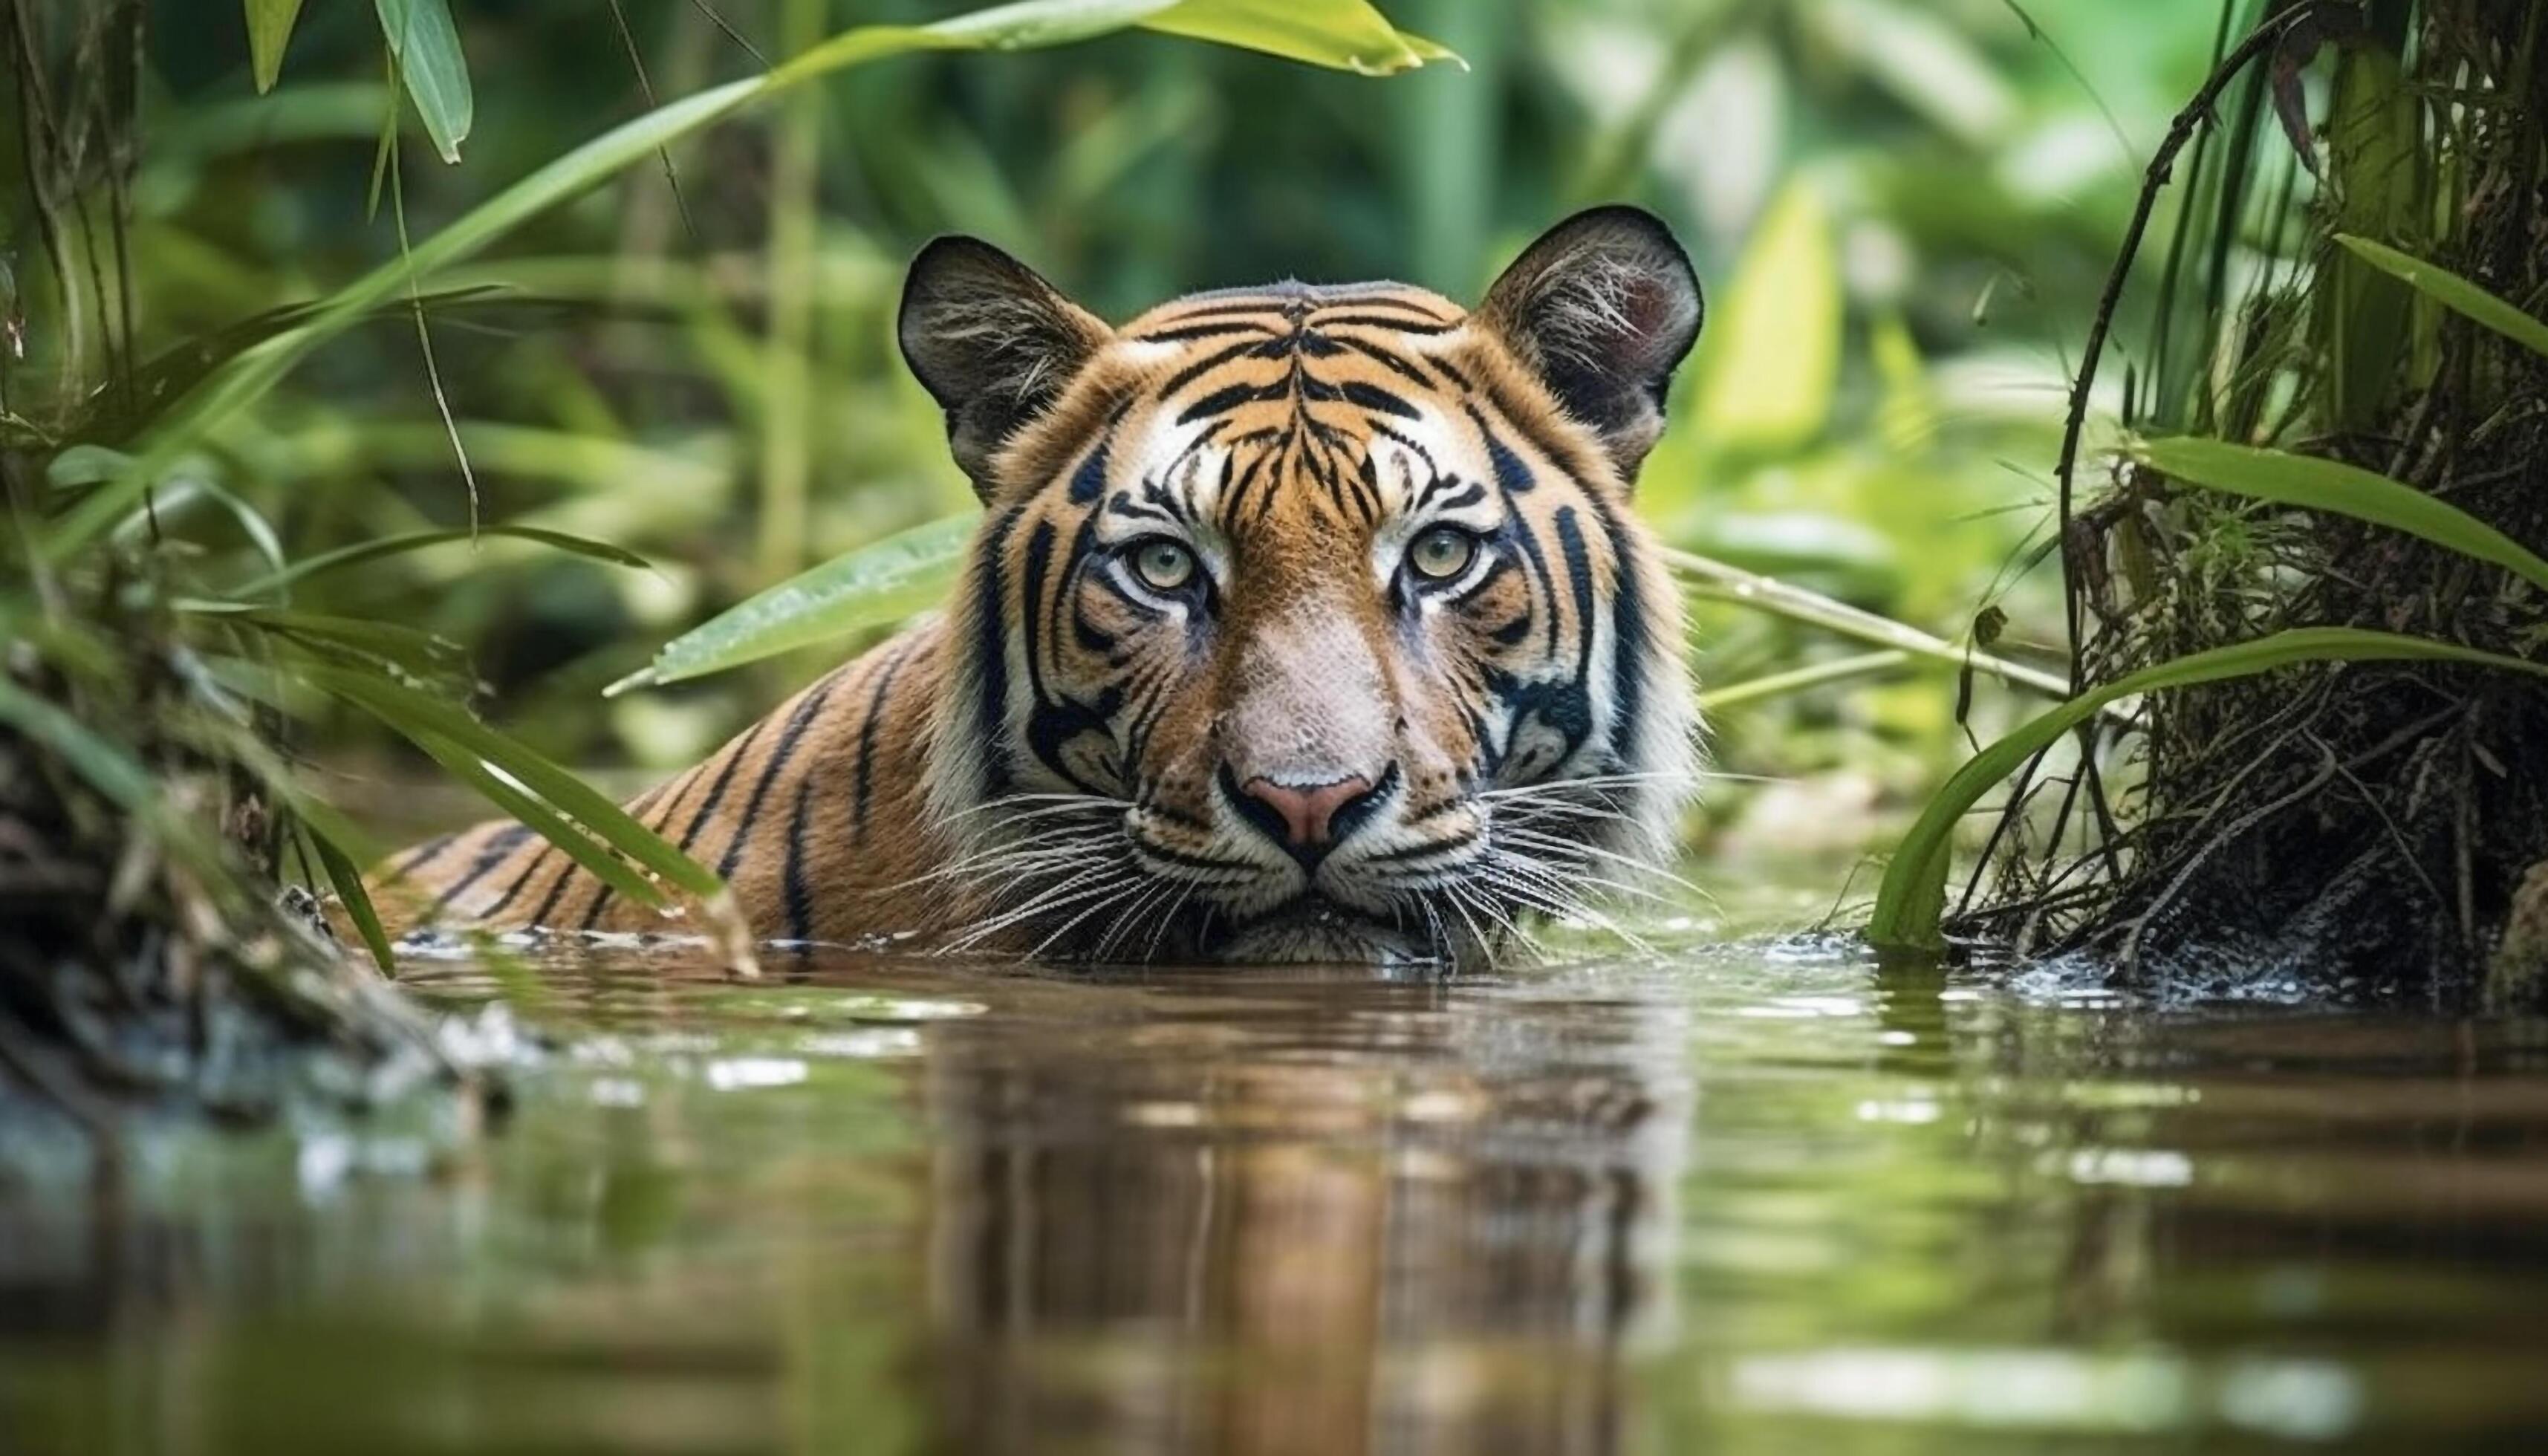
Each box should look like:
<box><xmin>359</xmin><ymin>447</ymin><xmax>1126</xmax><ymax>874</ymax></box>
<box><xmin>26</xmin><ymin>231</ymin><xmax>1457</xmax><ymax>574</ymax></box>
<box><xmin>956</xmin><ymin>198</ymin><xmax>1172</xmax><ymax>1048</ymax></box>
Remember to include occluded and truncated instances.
<box><xmin>915</xmin><ymin>972</ymin><xmax>1691</xmax><ymax>1455</ymax></box>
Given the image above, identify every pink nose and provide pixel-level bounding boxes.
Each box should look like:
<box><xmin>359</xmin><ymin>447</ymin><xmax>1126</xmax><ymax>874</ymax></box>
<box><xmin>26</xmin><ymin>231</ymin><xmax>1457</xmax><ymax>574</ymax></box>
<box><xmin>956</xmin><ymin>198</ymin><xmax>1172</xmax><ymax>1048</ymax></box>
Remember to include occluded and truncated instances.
<box><xmin>1238</xmin><ymin>774</ymin><xmax>1377</xmax><ymax>850</ymax></box>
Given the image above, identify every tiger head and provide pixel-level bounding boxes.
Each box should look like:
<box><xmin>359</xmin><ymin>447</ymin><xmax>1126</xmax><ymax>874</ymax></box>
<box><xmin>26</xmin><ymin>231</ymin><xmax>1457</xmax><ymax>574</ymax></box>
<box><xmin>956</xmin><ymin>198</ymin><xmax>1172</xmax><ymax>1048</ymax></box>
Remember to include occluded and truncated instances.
<box><xmin>900</xmin><ymin>208</ymin><xmax>1703</xmax><ymax>966</ymax></box>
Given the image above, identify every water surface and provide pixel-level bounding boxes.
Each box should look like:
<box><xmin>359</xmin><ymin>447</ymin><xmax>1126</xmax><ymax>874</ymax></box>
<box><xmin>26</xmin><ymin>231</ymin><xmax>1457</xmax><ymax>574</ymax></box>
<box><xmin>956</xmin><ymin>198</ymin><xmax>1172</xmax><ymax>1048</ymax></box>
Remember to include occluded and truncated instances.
<box><xmin>7</xmin><ymin>912</ymin><xmax>2548</xmax><ymax>1453</ymax></box>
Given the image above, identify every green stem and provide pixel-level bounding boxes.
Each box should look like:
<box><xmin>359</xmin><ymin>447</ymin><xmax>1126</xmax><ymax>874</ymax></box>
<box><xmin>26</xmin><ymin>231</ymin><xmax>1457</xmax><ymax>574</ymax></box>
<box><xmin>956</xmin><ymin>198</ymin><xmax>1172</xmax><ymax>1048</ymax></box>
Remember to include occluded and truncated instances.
<box><xmin>1663</xmin><ymin>547</ymin><xmax>2076</xmax><ymax>703</ymax></box>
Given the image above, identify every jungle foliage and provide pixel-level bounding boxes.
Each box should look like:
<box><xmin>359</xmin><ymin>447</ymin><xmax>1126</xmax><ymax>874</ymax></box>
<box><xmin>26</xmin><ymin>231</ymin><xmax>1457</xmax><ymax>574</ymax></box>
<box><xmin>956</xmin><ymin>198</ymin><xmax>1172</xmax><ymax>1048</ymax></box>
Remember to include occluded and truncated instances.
<box><xmin>1877</xmin><ymin>0</ymin><xmax>2548</xmax><ymax>1007</ymax></box>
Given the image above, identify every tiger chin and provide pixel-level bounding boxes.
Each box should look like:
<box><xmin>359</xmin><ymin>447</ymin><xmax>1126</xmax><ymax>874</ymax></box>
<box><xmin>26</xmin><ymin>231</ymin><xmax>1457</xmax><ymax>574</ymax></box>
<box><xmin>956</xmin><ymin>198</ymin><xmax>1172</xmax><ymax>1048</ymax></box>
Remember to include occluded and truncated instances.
<box><xmin>375</xmin><ymin>207</ymin><xmax>1706</xmax><ymax>970</ymax></box>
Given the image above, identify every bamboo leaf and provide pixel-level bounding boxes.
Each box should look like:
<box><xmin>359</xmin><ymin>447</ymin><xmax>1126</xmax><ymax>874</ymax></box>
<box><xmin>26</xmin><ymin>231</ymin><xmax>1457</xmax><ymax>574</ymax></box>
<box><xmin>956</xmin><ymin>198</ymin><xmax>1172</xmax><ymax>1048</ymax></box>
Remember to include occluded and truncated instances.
<box><xmin>45</xmin><ymin>0</ymin><xmax>1445</xmax><ymax>563</ymax></box>
<box><xmin>375</xmin><ymin>0</ymin><xmax>473</xmax><ymax>163</ymax></box>
<box><xmin>408</xmin><ymin>735</ymin><xmax>666</xmax><ymax>907</ymax></box>
<box><xmin>608</xmin><ymin>512</ymin><xmax>977</xmax><ymax>695</ymax></box>
<box><xmin>2133</xmin><ymin>437</ymin><xmax>2548</xmax><ymax>594</ymax></box>
<box><xmin>1143</xmin><ymin>0</ymin><xmax>1455</xmax><ymax>74</ymax></box>
<box><xmin>238</xmin><ymin>524</ymin><xmax>652</xmax><ymax>597</ymax></box>
<box><xmin>302</xmin><ymin>663</ymin><xmax>721</xmax><ymax>900</ymax></box>
<box><xmin>1868</xmin><ymin>628</ymin><xmax>2548</xmax><ymax>955</ymax></box>
<box><xmin>245</xmin><ymin>0</ymin><xmax>306</xmax><ymax>93</ymax></box>
<box><xmin>2334</xmin><ymin>233</ymin><xmax>2548</xmax><ymax>360</ymax></box>
<box><xmin>308</xmin><ymin>827</ymin><xmax>395</xmax><ymax>971</ymax></box>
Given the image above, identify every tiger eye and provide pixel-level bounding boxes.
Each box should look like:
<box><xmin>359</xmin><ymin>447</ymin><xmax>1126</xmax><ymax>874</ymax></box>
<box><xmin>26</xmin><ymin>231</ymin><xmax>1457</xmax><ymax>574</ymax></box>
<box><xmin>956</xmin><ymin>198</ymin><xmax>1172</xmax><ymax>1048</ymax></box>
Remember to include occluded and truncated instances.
<box><xmin>1407</xmin><ymin>525</ymin><xmax>1478</xmax><ymax>582</ymax></box>
<box><xmin>1131</xmin><ymin>539</ymin><xmax>1197</xmax><ymax>593</ymax></box>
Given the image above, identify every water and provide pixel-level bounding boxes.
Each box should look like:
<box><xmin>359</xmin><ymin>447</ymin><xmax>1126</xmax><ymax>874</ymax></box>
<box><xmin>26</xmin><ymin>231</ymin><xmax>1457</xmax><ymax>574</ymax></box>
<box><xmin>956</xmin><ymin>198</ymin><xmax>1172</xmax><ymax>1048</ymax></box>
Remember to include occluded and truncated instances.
<box><xmin>7</xmin><ymin>914</ymin><xmax>2548</xmax><ymax>1453</ymax></box>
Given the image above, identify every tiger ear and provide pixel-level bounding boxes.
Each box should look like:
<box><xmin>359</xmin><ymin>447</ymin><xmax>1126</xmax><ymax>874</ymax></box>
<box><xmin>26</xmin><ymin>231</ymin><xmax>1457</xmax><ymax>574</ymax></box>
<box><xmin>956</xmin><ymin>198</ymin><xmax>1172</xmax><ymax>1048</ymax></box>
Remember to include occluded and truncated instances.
<box><xmin>1475</xmin><ymin>207</ymin><xmax>1703</xmax><ymax>483</ymax></box>
<box><xmin>899</xmin><ymin>236</ymin><xmax>1112</xmax><ymax>498</ymax></box>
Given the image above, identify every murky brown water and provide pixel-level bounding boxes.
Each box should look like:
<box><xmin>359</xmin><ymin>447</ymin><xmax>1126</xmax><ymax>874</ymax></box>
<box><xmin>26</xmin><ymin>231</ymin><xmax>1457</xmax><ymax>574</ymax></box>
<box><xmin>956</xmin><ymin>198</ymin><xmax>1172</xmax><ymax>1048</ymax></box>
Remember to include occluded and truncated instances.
<box><xmin>7</xmin><ymin>916</ymin><xmax>2548</xmax><ymax>1453</ymax></box>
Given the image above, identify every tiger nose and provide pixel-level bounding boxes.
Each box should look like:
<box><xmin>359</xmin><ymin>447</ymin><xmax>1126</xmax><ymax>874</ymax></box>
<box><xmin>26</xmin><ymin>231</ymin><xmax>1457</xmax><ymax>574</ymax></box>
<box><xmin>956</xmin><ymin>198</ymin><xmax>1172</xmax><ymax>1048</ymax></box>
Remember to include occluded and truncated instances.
<box><xmin>1228</xmin><ymin>770</ymin><xmax>1382</xmax><ymax>863</ymax></box>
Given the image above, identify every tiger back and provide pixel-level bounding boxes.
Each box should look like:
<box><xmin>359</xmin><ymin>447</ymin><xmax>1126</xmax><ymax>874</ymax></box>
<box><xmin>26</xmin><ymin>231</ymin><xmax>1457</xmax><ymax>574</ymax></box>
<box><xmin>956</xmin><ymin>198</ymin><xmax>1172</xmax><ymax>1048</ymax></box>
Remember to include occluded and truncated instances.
<box><xmin>379</xmin><ymin>207</ymin><xmax>1705</xmax><ymax>966</ymax></box>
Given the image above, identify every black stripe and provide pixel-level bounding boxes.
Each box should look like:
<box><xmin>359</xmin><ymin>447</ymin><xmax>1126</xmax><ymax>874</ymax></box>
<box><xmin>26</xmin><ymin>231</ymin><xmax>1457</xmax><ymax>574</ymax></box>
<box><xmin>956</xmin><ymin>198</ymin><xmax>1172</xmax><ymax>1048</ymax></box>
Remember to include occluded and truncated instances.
<box><xmin>680</xmin><ymin>718</ymin><xmax>777</xmax><ymax>851</ymax></box>
<box><xmin>851</xmin><ymin>639</ymin><xmax>917</xmax><ymax>839</ymax></box>
<box><xmin>582</xmin><ymin>782</ymin><xmax>691</xmax><ymax>931</ymax></box>
<box><xmin>1314</xmin><ymin>312</ymin><xmax>1455</xmax><ymax>335</ymax></box>
<box><xmin>1471</xmin><ymin>407</ymin><xmax>1536</xmax><ymax>493</ymax></box>
<box><xmin>431</xmin><ymin>825</ymin><xmax>533</xmax><ymax>912</ymax></box>
<box><xmin>781</xmin><ymin>776</ymin><xmax>818</xmax><ymax>943</ymax></box>
<box><xmin>1587</xmin><ymin>493</ymin><xmax>1651</xmax><ymax>767</ymax></box>
<box><xmin>1337</xmin><ymin>379</ymin><xmax>1420</xmax><ymax>420</ymax></box>
<box><xmin>970</xmin><ymin>505</ymin><xmax>1025</xmax><ymax>799</ymax></box>
<box><xmin>1156</xmin><ymin>337</ymin><xmax>1271</xmax><ymax>400</ymax></box>
<box><xmin>717</xmin><ymin>671</ymin><xmax>848</xmax><ymax>880</ymax></box>
<box><xmin>1325</xmin><ymin>332</ymin><xmax>1439</xmax><ymax>388</ymax></box>
<box><xmin>391</xmin><ymin>831</ymin><xmax>461</xmax><ymax>877</ymax></box>
<box><xmin>478</xmin><ymin>842</ymin><xmax>555</xmax><ymax>921</ymax></box>
<box><xmin>1131</xmin><ymin>319</ymin><xmax>1278</xmax><ymax>343</ymax></box>
<box><xmin>524</xmin><ymin>846</ymin><xmax>582</xmax><ymax>928</ymax></box>
<box><xmin>1554</xmin><ymin>507</ymin><xmax>1600</xmax><ymax>680</ymax></box>
<box><xmin>1176</xmin><ymin>379</ymin><xmax>1282</xmax><ymax>425</ymax></box>
<box><xmin>1067</xmin><ymin>431</ymin><xmax>1113</xmax><ymax>504</ymax></box>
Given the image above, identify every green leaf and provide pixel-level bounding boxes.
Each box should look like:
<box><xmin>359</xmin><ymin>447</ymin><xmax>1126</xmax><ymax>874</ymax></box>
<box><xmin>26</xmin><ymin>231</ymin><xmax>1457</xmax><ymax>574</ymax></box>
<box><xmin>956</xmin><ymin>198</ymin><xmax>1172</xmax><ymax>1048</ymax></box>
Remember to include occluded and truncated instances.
<box><xmin>408</xmin><ymin>735</ymin><xmax>666</xmax><ymax>907</ymax></box>
<box><xmin>308</xmin><ymin>829</ymin><xmax>395</xmax><ymax>971</ymax></box>
<box><xmin>204</xmin><ymin>605</ymin><xmax>472</xmax><ymax>682</ymax></box>
<box><xmin>238</xmin><ymin>524</ymin><xmax>652</xmax><ymax>597</ymax></box>
<box><xmin>45</xmin><ymin>0</ymin><xmax>1444</xmax><ymax>564</ymax></box>
<box><xmin>1688</xmin><ymin>180</ymin><xmax>1839</xmax><ymax>464</ymax></box>
<box><xmin>2334</xmin><ymin>233</ymin><xmax>2548</xmax><ymax>360</ymax></box>
<box><xmin>608</xmin><ymin>512</ymin><xmax>977</xmax><ymax>695</ymax></box>
<box><xmin>2317</xmin><ymin>45</ymin><xmax>2425</xmax><ymax>431</ymax></box>
<box><xmin>375</xmin><ymin>0</ymin><xmax>473</xmax><ymax>163</ymax></box>
<box><xmin>245</xmin><ymin>0</ymin><xmax>307</xmax><ymax>93</ymax></box>
<box><xmin>1868</xmin><ymin>628</ymin><xmax>2548</xmax><ymax>955</ymax></box>
<box><xmin>301</xmin><ymin>662</ymin><xmax>721</xmax><ymax>901</ymax></box>
<box><xmin>1143</xmin><ymin>0</ymin><xmax>1455</xmax><ymax>74</ymax></box>
<box><xmin>56</xmin><ymin>285</ymin><xmax>506</xmax><ymax>449</ymax></box>
<box><xmin>2133</xmin><ymin>437</ymin><xmax>2548</xmax><ymax>594</ymax></box>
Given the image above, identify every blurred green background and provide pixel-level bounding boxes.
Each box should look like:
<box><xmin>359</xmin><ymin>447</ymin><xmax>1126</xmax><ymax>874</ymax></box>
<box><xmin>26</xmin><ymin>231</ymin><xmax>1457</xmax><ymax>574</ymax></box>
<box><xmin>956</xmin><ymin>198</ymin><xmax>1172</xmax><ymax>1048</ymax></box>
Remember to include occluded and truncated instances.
<box><xmin>124</xmin><ymin>0</ymin><xmax>2236</xmax><ymax>862</ymax></box>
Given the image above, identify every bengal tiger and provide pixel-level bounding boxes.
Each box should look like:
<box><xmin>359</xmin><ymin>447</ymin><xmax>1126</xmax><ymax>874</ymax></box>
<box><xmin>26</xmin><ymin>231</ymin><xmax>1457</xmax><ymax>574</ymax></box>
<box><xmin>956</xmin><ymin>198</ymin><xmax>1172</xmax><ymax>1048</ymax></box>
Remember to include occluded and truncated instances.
<box><xmin>379</xmin><ymin>207</ymin><xmax>1704</xmax><ymax>966</ymax></box>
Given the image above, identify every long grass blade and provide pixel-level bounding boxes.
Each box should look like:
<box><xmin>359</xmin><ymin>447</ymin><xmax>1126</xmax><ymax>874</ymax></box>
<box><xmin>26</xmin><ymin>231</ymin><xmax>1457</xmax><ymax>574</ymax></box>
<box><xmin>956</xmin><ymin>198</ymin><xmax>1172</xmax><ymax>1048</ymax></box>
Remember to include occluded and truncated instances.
<box><xmin>302</xmin><ymin>662</ymin><xmax>720</xmax><ymax>899</ymax></box>
<box><xmin>238</xmin><ymin>524</ymin><xmax>651</xmax><ymax>596</ymax></box>
<box><xmin>2334</xmin><ymin>233</ymin><xmax>2548</xmax><ymax>360</ymax></box>
<box><xmin>2133</xmin><ymin>436</ymin><xmax>2548</xmax><ymax>594</ymax></box>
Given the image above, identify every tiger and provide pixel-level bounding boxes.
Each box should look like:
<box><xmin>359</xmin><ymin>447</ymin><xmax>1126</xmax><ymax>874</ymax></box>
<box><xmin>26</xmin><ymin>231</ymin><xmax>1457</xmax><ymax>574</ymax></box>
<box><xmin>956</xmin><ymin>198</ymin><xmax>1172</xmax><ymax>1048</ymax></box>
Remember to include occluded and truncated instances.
<box><xmin>378</xmin><ymin>207</ymin><xmax>1705</xmax><ymax>966</ymax></box>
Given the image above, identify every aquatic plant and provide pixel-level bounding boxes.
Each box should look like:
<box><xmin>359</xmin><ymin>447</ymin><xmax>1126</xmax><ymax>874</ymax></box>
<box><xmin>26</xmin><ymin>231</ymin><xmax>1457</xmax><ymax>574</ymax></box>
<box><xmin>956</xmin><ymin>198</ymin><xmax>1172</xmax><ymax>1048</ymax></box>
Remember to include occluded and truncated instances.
<box><xmin>1876</xmin><ymin>0</ymin><xmax>2548</xmax><ymax>1004</ymax></box>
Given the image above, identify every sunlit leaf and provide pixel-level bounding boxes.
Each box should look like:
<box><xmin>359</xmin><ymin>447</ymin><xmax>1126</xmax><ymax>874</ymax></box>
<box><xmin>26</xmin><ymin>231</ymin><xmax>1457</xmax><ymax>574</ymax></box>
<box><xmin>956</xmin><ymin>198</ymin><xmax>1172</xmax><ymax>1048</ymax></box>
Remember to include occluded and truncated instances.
<box><xmin>239</xmin><ymin>524</ymin><xmax>652</xmax><ymax>597</ymax></box>
<box><xmin>2133</xmin><ymin>437</ymin><xmax>2548</xmax><ymax>594</ymax></box>
<box><xmin>409</xmin><ymin>735</ymin><xmax>666</xmax><ymax>907</ymax></box>
<box><xmin>608</xmin><ymin>512</ymin><xmax>977</xmax><ymax>695</ymax></box>
<box><xmin>375</xmin><ymin>0</ymin><xmax>473</xmax><ymax>163</ymax></box>
<box><xmin>1868</xmin><ymin>628</ymin><xmax>2548</xmax><ymax>955</ymax></box>
<box><xmin>2334</xmin><ymin>233</ymin><xmax>2548</xmax><ymax>360</ymax></box>
<box><xmin>245</xmin><ymin>0</ymin><xmax>307</xmax><ymax>93</ymax></box>
<box><xmin>1144</xmin><ymin>0</ymin><xmax>1455</xmax><ymax>74</ymax></box>
<box><xmin>302</xmin><ymin>663</ymin><xmax>721</xmax><ymax>900</ymax></box>
<box><xmin>1689</xmin><ymin>180</ymin><xmax>1839</xmax><ymax>462</ymax></box>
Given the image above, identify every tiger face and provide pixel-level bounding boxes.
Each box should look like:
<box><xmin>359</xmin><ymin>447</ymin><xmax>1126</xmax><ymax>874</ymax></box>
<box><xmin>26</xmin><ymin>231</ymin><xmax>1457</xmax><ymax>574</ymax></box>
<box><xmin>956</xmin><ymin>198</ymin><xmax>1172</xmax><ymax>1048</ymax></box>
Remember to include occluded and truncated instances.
<box><xmin>902</xmin><ymin>208</ymin><xmax>1703</xmax><ymax>966</ymax></box>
